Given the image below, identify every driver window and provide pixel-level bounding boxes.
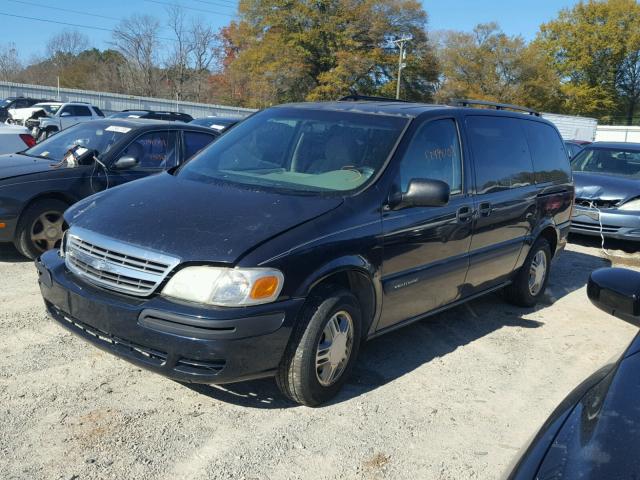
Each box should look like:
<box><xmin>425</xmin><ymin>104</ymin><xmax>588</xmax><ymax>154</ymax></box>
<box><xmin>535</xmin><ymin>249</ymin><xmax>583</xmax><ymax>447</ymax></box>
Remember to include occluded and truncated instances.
<box><xmin>399</xmin><ymin>119</ymin><xmax>463</xmax><ymax>194</ymax></box>
<box><xmin>119</xmin><ymin>131</ymin><xmax>177</xmax><ymax>170</ymax></box>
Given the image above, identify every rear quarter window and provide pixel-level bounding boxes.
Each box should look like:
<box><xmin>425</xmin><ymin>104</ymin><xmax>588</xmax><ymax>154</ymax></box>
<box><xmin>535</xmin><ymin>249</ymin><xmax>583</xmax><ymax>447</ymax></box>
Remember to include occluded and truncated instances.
<box><xmin>524</xmin><ymin>121</ymin><xmax>571</xmax><ymax>184</ymax></box>
<box><xmin>466</xmin><ymin>115</ymin><xmax>534</xmax><ymax>194</ymax></box>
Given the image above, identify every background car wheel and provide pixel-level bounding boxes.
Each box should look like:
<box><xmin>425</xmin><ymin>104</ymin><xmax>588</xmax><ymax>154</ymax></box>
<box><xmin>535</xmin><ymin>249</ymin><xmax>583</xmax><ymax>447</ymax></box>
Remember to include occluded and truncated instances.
<box><xmin>276</xmin><ymin>285</ymin><xmax>362</xmax><ymax>407</ymax></box>
<box><xmin>14</xmin><ymin>199</ymin><xmax>68</xmax><ymax>260</ymax></box>
<box><xmin>505</xmin><ymin>237</ymin><xmax>552</xmax><ymax>307</ymax></box>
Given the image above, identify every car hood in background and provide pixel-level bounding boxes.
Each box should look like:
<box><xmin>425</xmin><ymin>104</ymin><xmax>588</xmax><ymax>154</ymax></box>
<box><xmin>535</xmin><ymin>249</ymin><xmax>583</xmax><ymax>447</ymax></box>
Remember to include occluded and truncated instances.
<box><xmin>574</xmin><ymin>172</ymin><xmax>640</xmax><ymax>202</ymax></box>
<box><xmin>65</xmin><ymin>173</ymin><xmax>344</xmax><ymax>264</ymax></box>
<box><xmin>0</xmin><ymin>153</ymin><xmax>60</xmax><ymax>181</ymax></box>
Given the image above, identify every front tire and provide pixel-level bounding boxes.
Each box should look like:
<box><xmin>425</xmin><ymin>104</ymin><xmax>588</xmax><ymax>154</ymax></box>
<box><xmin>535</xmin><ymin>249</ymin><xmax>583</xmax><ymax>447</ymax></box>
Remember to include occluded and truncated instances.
<box><xmin>505</xmin><ymin>237</ymin><xmax>551</xmax><ymax>307</ymax></box>
<box><xmin>14</xmin><ymin>199</ymin><xmax>68</xmax><ymax>259</ymax></box>
<box><xmin>276</xmin><ymin>286</ymin><xmax>362</xmax><ymax>406</ymax></box>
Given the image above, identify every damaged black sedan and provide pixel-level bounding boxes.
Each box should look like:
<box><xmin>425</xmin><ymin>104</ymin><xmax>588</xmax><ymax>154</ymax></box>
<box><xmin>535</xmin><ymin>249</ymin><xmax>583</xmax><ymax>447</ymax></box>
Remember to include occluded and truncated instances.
<box><xmin>0</xmin><ymin>119</ymin><xmax>219</xmax><ymax>258</ymax></box>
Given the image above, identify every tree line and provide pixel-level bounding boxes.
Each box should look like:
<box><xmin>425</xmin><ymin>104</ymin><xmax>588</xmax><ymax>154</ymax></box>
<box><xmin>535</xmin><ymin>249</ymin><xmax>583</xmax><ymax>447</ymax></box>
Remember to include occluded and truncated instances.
<box><xmin>0</xmin><ymin>0</ymin><xmax>639</xmax><ymax>124</ymax></box>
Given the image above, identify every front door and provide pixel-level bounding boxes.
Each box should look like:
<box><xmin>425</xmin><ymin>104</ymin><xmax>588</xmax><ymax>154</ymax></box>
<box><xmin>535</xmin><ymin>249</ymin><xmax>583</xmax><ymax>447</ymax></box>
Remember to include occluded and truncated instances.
<box><xmin>378</xmin><ymin>117</ymin><xmax>473</xmax><ymax>330</ymax></box>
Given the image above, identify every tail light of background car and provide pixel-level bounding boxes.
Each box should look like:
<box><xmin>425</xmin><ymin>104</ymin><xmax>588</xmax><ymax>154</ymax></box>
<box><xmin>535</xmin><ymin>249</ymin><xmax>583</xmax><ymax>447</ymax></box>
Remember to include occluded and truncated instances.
<box><xmin>19</xmin><ymin>134</ymin><xmax>36</xmax><ymax>148</ymax></box>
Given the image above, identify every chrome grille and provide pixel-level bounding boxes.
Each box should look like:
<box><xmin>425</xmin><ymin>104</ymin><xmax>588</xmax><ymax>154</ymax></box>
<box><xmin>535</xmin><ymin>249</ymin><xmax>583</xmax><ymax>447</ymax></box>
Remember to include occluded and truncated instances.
<box><xmin>65</xmin><ymin>227</ymin><xmax>180</xmax><ymax>296</ymax></box>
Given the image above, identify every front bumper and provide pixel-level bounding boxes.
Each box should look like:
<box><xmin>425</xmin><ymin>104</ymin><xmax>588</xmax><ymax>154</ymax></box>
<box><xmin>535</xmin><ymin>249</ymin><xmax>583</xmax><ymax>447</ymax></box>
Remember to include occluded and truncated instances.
<box><xmin>36</xmin><ymin>250</ymin><xmax>304</xmax><ymax>384</ymax></box>
<box><xmin>571</xmin><ymin>206</ymin><xmax>640</xmax><ymax>241</ymax></box>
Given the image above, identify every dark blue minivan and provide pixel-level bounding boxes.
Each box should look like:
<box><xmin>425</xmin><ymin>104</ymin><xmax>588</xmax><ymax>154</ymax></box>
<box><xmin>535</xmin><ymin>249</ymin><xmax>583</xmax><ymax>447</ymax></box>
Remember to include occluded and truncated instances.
<box><xmin>36</xmin><ymin>98</ymin><xmax>574</xmax><ymax>406</ymax></box>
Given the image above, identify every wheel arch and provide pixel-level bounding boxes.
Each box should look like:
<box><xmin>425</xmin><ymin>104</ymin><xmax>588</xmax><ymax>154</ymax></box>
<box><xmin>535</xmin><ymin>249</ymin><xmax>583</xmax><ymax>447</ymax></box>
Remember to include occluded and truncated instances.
<box><xmin>532</xmin><ymin>220</ymin><xmax>559</xmax><ymax>258</ymax></box>
<box><xmin>17</xmin><ymin>192</ymin><xmax>75</xmax><ymax>224</ymax></box>
<box><xmin>295</xmin><ymin>255</ymin><xmax>382</xmax><ymax>339</ymax></box>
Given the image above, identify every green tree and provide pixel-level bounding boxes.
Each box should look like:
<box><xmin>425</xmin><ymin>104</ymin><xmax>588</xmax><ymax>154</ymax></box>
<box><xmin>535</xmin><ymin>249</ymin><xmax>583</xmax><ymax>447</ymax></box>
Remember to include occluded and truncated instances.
<box><xmin>214</xmin><ymin>0</ymin><xmax>439</xmax><ymax>107</ymax></box>
<box><xmin>435</xmin><ymin>23</ymin><xmax>561</xmax><ymax>111</ymax></box>
<box><xmin>536</xmin><ymin>0</ymin><xmax>640</xmax><ymax>124</ymax></box>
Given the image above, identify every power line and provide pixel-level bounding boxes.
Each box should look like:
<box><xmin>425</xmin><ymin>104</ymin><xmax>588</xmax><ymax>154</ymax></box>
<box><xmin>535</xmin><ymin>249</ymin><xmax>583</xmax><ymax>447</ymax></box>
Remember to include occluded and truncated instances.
<box><xmin>7</xmin><ymin>0</ymin><xmax>121</xmax><ymax>21</ymax></box>
<box><xmin>0</xmin><ymin>11</ymin><xmax>176</xmax><ymax>43</ymax></box>
<box><xmin>143</xmin><ymin>0</ymin><xmax>235</xmax><ymax>17</ymax></box>
<box><xmin>193</xmin><ymin>0</ymin><xmax>238</xmax><ymax>9</ymax></box>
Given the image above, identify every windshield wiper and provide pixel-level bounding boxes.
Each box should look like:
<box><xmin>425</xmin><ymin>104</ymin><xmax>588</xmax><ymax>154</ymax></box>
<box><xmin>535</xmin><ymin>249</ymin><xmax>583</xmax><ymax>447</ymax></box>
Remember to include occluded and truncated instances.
<box><xmin>20</xmin><ymin>152</ymin><xmax>55</xmax><ymax>160</ymax></box>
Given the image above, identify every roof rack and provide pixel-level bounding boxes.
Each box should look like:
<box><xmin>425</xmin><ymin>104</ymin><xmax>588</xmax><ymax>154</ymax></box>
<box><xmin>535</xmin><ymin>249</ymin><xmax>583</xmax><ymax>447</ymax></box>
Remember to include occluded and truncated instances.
<box><xmin>339</xmin><ymin>94</ymin><xmax>409</xmax><ymax>103</ymax></box>
<box><xmin>452</xmin><ymin>99</ymin><xmax>540</xmax><ymax>116</ymax></box>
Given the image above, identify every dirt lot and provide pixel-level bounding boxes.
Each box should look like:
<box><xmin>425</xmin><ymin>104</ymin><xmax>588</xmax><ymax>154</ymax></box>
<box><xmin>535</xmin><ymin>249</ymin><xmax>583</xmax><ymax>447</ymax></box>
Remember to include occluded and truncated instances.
<box><xmin>1</xmin><ymin>236</ymin><xmax>639</xmax><ymax>480</ymax></box>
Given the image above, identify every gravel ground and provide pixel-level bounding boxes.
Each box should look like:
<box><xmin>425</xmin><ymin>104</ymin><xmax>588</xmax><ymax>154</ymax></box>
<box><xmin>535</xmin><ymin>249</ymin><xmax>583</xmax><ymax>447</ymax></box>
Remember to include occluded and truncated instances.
<box><xmin>1</xmin><ymin>235</ymin><xmax>639</xmax><ymax>480</ymax></box>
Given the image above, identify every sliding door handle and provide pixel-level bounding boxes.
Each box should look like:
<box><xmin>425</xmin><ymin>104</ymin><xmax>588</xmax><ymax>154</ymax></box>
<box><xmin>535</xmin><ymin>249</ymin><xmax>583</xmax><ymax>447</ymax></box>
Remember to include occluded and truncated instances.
<box><xmin>479</xmin><ymin>202</ymin><xmax>492</xmax><ymax>217</ymax></box>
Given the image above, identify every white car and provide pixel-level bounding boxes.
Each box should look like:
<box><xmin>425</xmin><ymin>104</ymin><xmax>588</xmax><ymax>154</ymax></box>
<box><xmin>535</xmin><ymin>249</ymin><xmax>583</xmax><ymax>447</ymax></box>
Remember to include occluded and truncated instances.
<box><xmin>0</xmin><ymin>124</ymin><xmax>35</xmax><ymax>155</ymax></box>
<box><xmin>8</xmin><ymin>102</ymin><xmax>105</xmax><ymax>141</ymax></box>
<box><xmin>6</xmin><ymin>102</ymin><xmax>62</xmax><ymax>126</ymax></box>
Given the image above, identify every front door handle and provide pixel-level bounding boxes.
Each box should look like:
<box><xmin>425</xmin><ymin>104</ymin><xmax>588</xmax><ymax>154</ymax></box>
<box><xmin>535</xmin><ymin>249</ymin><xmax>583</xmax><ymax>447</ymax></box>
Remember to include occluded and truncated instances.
<box><xmin>457</xmin><ymin>205</ymin><xmax>473</xmax><ymax>223</ymax></box>
<box><xmin>479</xmin><ymin>202</ymin><xmax>492</xmax><ymax>217</ymax></box>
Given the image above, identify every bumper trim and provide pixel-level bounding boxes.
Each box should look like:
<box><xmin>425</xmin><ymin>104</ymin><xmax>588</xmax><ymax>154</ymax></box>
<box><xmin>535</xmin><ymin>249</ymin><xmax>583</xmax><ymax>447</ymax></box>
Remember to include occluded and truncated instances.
<box><xmin>138</xmin><ymin>309</ymin><xmax>285</xmax><ymax>340</ymax></box>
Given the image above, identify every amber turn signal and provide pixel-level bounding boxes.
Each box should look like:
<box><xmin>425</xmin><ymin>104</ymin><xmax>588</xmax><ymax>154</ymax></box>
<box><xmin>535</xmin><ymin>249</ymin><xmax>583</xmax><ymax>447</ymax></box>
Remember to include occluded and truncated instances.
<box><xmin>250</xmin><ymin>275</ymin><xmax>280</xmax><ymax>299</ymax></box>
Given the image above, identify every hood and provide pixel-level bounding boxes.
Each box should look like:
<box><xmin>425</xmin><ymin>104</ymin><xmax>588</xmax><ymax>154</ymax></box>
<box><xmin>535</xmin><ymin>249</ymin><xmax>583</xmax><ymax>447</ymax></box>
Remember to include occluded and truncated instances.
<box><xmin>574</xmin><ymin>172</ymin><xmax>640</xmax><ymax>202</ymax></box>
<box><xmin>8</xmin><ymin>106</ymin><xmax>45</xmax><ymax>120</ymax></box>
<box><xmin>0</xmin><ymin>153</ymin><xmax>58</xmax><ymax>181</ymax></box>
<box><xmin>65</xmin><ymin>173</ymin><xmax>344</xmax><ymax>264</ymax></box>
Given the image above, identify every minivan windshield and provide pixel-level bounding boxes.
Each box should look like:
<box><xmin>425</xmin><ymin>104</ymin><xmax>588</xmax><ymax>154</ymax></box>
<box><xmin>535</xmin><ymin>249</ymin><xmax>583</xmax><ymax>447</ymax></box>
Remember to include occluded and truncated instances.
<box><xmin>571</xmin><ymin>147</ymin><xmax>640</xmax><ymax>178</ymax></box>
<box><xmin>24</xmin><ymin>122</ymin><xmax>127</xmax><ymax>161</ymax></box>
<box><xmin>177</xmin><ymin>107</ymin><xmax>408</xmax><ymax>193</ymax></box>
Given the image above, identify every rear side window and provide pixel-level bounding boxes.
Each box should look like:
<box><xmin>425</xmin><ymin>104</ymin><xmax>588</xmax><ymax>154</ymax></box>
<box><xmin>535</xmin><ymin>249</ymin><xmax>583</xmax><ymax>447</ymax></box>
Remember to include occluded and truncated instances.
<box><xmin>524</xmin><ymin>122</ymin><xmax>571</xmax><ymax>183</ymax></box>
<box><xmin>466</xmin><ymin>116</ymin><xmax>534</xmax><ymax>194</ymax></box>
<box><xmin>184</xmin><ymin>131</ymin><xmax>217</xmax><ymax>160</ymax></box>
<box><xmin>72</xmin><ymin>105</ymin><xmax>92</xmax><ymax>117</ymax></box>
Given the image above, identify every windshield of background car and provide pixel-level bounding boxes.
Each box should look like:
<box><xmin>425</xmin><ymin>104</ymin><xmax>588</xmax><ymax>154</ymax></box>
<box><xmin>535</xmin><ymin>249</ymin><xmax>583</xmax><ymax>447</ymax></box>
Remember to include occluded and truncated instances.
<box><xmin>571</xmin><ymin>147</ymin><xmax>640</xmax><ymax>178</ymax></box>
<box><xmin>0</xmin><ymin>99</ymin><xmax>11</xmax><ymax>107</ymax></box>
<box><xmin>24</xmin><ymin>122</ymin><xmax>128</xmax><ymax>161</ymax></box>
<box><xmin>177</xmin><ymin>108</ymin><xmax>408</xmax><ymax>193</ymax></box>
<box><xmin>35</xmin><ymin>104</ymin><xmax>61</xmax><ymax>115</ymax></box>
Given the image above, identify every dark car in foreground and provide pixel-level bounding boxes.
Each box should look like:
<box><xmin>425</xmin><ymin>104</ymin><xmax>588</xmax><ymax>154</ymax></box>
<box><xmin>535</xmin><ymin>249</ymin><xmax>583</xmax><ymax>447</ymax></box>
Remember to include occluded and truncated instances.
<box><xmin>0</xmin><ymin>119</ymin><xmax>219</xmax><ymax>258</ymax></box>
<box><xmin>507</xmin><ymin>267</ymin><xmax>640</xmax><ymax>479</ymax></box>
<box><xmin>571</xmin><ymin>142</ymin><xmax>640</xmax><ymax>241</ymax></box>
<box><xmin>37</xmin><ymin>99</ymin><xmax>574</xmax><ymax>406</ymax></box>
<box><xmin>564</xmin><ymin>139</ymin><xmax>591</xmax><ymax>159</ymax></box>
<box><xmin>189</xmin><ymin>116</ymin><xmax>239</xmax><ymax>131</ymax></box>
<box><xmin>109</xmin><ymin>109</ymin><xmax>193</xmax><ymax>123</ymax></box>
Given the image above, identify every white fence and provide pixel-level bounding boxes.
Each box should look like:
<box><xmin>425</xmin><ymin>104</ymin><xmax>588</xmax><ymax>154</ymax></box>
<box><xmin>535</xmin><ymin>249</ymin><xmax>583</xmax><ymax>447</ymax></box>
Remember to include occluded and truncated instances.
<box><xmin>595</xmin><ymin>125</ymin><xmax>640</xmax><ymax>143</ymax></box>
<box><xmin>541</xmin><ymin>113</ymin><xmax>598</xmax><ymax>142</ymax></box>
<box><xmin>0</xmin><ymin>81</ymin><xmax>255</xmax><ymax>119</ymax></box>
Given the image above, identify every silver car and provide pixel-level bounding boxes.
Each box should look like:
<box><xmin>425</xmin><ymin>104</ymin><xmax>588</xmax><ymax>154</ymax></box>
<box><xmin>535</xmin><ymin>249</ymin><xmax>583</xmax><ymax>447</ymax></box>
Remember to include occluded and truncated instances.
<box><xmin>571</xmin><ymin>142</ymin><xmax>640</xmax><ymax>240</ymax></box>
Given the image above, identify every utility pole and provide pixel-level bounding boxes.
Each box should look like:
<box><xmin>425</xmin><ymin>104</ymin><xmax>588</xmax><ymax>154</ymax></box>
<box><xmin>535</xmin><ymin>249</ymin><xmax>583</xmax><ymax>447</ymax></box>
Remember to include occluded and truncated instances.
<box><xmin>394</xmin><ymin>36</ymin><xmax>412</xmax><ymax>99</ymax></box>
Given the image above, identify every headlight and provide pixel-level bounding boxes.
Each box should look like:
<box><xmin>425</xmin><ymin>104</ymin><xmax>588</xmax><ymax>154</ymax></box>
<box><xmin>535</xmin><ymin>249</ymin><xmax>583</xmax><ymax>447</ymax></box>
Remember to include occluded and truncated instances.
<box><xmin>618</xmin><ymin>198</ymin><xmax>640</xmax><ymax>211</ymax></box>
<box><xmin>162</xmin><ymin>266</ymin><xmax>284</xmax><ymax>307</ymax></box>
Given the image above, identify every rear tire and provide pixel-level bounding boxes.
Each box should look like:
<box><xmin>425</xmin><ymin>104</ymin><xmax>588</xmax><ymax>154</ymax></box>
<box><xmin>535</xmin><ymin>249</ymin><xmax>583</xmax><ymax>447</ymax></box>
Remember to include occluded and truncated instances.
<box><xmin>14</xmin><ymin>199</ymin><xmax>68</xmax><ymax>260</ymax></box>
<box><xmin>504</xmin><ymin>237</ymin><xmax>551</xmax><ymax>307</ymax></box>
<box><xmin>276</xmin><ymin>285</ymin><xmax>362</xmax><ymax>406</ymax></box>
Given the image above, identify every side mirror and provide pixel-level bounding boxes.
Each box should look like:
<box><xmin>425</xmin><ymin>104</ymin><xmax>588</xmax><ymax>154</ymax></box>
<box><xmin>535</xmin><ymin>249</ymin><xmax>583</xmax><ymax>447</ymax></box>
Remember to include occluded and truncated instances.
<box><xmin>588</xmin><ymin>268</ymin><xmax>640</xmax><ymax>327</ymax></box>
<box><xmin>60</xmin><ymin>112</ymin><xmax>72</xmax><ymax>117</ymax></box>
<box><xmin>112</xmin><ymin>156</ymin><xmax>139</xmax><ymax>170</ymax></box>
<box><xmin>390</xmin><ymin>178</ymin><xmax>450</xmax><ymax>210</ymax></box>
